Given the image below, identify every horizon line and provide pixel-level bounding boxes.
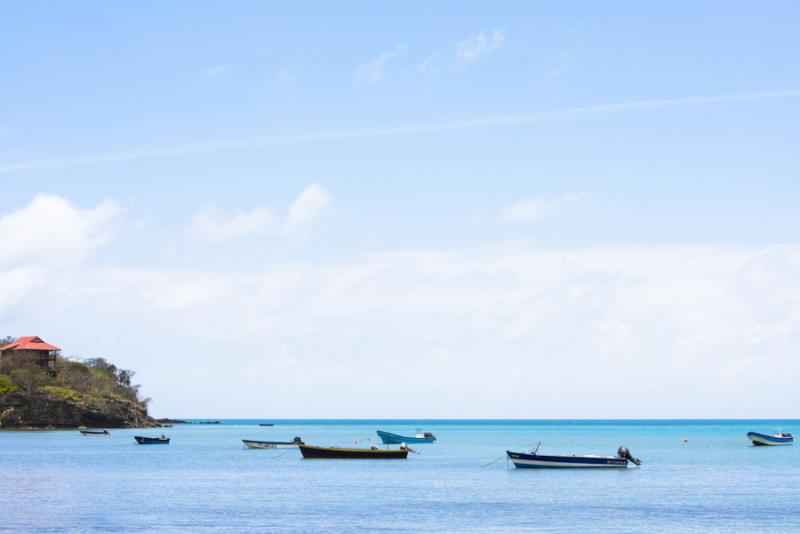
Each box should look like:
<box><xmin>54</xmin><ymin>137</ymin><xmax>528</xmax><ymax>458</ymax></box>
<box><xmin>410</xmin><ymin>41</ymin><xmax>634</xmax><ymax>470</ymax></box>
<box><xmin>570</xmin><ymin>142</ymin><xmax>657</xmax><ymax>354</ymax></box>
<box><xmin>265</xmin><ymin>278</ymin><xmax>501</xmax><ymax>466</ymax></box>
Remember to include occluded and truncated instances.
<box><xmin>163</xmin><ymin>417</ymin><xmax>800</xmax><ymax>421</ymax></box>
<box><xmin>2</xmin><ymin>89</ymin><xmax>799</xmax><ymax>175</ymax></box>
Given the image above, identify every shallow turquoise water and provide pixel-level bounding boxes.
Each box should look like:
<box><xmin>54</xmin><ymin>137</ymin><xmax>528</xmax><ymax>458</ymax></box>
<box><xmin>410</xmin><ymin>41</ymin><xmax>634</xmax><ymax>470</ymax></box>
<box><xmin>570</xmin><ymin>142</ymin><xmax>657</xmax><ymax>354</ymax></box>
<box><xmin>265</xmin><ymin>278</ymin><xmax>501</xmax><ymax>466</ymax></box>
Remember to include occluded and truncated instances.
<box><xmin>2</xmin><ymin>420</ymin><xmax>799</xmax><ymax>533</ymax></box>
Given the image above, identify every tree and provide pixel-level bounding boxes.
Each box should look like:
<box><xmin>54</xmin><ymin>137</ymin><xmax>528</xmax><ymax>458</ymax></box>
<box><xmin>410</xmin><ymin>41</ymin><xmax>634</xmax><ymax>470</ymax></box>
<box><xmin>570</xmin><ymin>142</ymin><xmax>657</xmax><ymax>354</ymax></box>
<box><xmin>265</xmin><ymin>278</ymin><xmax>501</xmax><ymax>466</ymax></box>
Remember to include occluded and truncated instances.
<box><xmin>116</xmin><ymin>369</ymin><xmax>134</xmax><ymax>388</ymax></box>
<box><xmin>9</xmin><ymin>365</ymin><xmax>48</xmax><ymax>396</ymax></box>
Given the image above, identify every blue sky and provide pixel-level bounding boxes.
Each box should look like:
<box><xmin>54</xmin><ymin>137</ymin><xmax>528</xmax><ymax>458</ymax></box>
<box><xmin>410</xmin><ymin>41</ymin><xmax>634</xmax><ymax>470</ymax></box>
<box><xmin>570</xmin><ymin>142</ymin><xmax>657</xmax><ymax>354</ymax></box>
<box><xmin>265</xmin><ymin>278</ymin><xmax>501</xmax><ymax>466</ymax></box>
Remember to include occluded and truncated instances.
<box><xmin>1</xmin><ymin>2</ymin><xmax>799</xmax><ymax>417</ymax></box>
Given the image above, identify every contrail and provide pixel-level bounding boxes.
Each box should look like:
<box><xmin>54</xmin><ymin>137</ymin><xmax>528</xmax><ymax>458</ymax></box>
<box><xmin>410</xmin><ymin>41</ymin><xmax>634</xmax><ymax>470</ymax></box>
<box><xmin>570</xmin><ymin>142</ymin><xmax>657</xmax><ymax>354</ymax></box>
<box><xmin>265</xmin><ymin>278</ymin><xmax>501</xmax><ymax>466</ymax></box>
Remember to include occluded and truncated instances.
<box><xmin>1</xmin><ymin>90</ymin><xmax>798</xmax><ymax>174</ymax></box>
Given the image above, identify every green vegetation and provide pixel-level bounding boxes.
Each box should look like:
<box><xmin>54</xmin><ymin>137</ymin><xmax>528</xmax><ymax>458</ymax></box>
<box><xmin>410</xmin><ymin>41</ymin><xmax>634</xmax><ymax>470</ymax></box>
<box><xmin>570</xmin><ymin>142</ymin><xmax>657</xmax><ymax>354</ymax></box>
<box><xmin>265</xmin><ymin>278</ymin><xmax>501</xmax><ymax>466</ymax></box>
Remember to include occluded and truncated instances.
<box><xmin>0</xmin><ymin>345</ymin><xmax>147</xmax><ymax>407</ymax></box>
<box><xmin>39</xmin><ymin>385</ymin><xmax>83</xmax><ymax>403</ymax></box>
<box><xmin>0</xmin><ymin>375</ymin><xmax>16</xmax><ymax>395</ymax></box>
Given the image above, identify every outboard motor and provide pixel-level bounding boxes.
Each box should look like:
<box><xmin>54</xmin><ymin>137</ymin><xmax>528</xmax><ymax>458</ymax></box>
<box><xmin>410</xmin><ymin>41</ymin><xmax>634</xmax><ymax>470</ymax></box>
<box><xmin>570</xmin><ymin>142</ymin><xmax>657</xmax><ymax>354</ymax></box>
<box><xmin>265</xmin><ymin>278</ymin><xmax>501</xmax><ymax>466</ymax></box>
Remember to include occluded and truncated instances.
<box><xmin>293</xmin><ymin>436</ymin><xmax>304</xmax><ymax>445</ymax></box>
<box><xmin>617</xmin><ymin>446</ymin><xmax>641</xmax><ymax>466</ymax></box>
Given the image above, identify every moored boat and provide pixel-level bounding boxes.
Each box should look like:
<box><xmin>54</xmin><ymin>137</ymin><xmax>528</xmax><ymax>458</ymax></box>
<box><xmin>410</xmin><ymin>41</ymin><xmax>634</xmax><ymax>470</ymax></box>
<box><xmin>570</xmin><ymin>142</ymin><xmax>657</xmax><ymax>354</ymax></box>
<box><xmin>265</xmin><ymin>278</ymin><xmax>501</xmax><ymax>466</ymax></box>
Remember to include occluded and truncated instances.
<box><xmin>507</xmin><ymin>445</ymin><xmax>641</xmax><ymax>468</ymax></box>
<box><xmin>298</xmin><ymin>444</ymin><xmax>408</xmax><ymax>459</ymax></box>
<box><xmin>243</xmin><ymin>437</ymin><xmax>304</xmax><ymax>449</ymax></box>
<box><xmin>747</xmin><ymin>431</ymin><xmax>793</xmax><ymax>446</ymax></box>
<box><xmin>79</xmin><ymin>429</ymin><xmax>110</xmax><ymax>435</ymax></box>
<box><xmin>259</xmin><ymin>423</ymin><xmax>274</xmax><ymax>426</ymax></box>
<box><xmin>134</xmin><ymin>435</ymin><xmax>170</xmax><ymax>445</ymax></box>
<box><xmin>377</xmin><ymin>429</ymin><xmax>436</xmax><ymax>444</ymax></box>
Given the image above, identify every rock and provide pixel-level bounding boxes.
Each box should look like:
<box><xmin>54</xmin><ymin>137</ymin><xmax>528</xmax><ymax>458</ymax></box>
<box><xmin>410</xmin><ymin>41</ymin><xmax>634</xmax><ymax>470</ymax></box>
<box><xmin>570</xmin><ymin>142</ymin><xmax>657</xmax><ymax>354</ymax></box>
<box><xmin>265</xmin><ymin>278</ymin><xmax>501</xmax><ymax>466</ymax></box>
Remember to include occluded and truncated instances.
<box><xmin>155</xmin><ymin>418</ymin><xmax>191</xmax><ymax>424</ymax></box>
<box><xmin>0</xmin><ymin>391</ymin><xmax>159</xmax><ymax>429</ymax></box>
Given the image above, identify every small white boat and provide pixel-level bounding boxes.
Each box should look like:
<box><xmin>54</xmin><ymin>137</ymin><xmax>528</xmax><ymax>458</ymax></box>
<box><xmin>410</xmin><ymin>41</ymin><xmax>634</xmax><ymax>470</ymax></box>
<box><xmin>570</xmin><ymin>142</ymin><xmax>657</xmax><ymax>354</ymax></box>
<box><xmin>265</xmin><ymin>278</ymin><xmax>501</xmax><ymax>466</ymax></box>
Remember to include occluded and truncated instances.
<box><xmin>747</xmin><ymin>431</ymin><xmax>793</xmax><ymax>446</ymax></box>
<box><xmin>242</xmin><ymin>437</ymin><xmax>304</xmax><ymax>449</ymax></box>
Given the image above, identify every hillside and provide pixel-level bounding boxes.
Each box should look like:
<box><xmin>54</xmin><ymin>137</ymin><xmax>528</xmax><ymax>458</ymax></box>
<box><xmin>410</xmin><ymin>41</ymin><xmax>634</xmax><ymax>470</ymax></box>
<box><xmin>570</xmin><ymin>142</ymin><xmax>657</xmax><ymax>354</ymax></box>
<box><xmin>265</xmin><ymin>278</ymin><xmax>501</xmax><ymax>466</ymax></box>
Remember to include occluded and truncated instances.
<box><xmin>0</xmin><ymin>347</ymin><xmax>157</xmax><ymax>429</ymax></box>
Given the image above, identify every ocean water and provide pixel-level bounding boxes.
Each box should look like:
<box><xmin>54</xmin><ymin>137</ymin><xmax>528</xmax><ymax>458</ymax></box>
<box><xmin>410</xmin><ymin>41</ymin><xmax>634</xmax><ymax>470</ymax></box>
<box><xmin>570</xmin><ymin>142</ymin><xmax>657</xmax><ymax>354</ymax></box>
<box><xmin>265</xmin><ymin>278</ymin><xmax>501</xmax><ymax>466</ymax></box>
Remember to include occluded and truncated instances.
<box><xmin>2</xmin><ymin>420</ymin><xmax>799</xmax><ymax>533</ymax></box>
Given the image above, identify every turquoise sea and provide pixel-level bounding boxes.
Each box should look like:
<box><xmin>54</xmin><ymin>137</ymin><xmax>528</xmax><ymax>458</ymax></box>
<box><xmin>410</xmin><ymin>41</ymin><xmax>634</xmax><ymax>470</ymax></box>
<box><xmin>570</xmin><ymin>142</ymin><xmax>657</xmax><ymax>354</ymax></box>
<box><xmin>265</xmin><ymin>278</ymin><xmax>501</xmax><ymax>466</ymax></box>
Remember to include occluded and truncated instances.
<box><xmin>2</xmin><ymin>420</ymin><xmax>799</xmax><ymax>533</ymax></box>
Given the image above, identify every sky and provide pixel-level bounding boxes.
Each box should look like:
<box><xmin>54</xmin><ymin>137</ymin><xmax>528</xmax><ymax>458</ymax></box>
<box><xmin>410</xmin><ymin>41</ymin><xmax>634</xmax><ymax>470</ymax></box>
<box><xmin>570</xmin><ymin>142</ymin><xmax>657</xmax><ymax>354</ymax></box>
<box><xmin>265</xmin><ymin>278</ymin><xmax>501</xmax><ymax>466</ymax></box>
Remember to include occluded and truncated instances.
<box><xmin>1</xmin><ymin>2</ymin><xmax>799</xmax><ymax>418</ymax></box>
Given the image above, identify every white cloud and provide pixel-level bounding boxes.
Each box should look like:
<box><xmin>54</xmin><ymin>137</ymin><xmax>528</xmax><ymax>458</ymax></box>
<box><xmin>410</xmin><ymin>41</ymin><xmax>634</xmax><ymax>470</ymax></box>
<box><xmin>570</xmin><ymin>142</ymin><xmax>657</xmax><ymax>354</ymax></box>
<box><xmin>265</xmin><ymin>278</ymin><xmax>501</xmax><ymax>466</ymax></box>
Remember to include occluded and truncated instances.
<box><xmin>455</xmin><ymin>29</ymin><xmax>506</xmax><ymax>65</ymax></box>
<box><xmin>0</xmin><ymin>195</ymin><xmax>119</xmax><ymax>318</ymax></box>
<box><xmin>353</xmin><ymin>44</ymin><xmax>408</xmax><ymax>84</ymax></box>
<box><xmin>503</xmin><ymin>191</ymin><xmax>585</xmax><ymax>223</ymax></box>
<box><xmin>0</xmin><ymin>267</ymin><xmax>42</xmax><ymax>317</ymax></box>
<box><xmin>192</xmin><ymin>206</ymin><xmax>276</xmax><ymax>240</ymax></box>
<box><xmin>3</xmin><ymin>195</ymin><xmax>800</xmax><ymax>418</ymax></box>
<box><xmin>0</xmin><ymin>194</ymin><xmax>121</xmax><ymax>267</ymax></box>
<box><xmin>286</xmin><ymin>183</ymin><xmax>330</xmax><ymax>231</ymax></box>
<box><xmin>191</xmin><ymin>183</ymin><xmax>330</xmax><ymax>240</ymax></box>
<box><xmin>11</xmin><ymin>242</ymin><xmax>800</xmax><ymax>418</ymax></box>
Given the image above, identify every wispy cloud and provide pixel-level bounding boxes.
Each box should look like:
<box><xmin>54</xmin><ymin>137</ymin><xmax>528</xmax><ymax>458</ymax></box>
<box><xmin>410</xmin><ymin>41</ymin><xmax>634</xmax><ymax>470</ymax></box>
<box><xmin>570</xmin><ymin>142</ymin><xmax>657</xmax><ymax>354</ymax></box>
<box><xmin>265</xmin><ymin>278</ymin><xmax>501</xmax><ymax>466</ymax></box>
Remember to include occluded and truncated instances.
<box><xmin>416</xmin><ymin>29</ymin><xmax>506</xmax><ymax>76</ymax></box>
<box><xmin>353</xmin><ymin>44</ymin><xmax>408</xmax><ymax>84</ymax></box>
<box><xmin>204</xmin><ymin>65</ymin><xmax>227</xmax><ymax>78</ymax></box>
<box><xmin>413</xmin><ymin>51</ymin><xmax>444</xmax><ymax>77</ymax></box>
<box><xmin>503</xmin><ymin>192</ymin><xmax>586</xmax><ymax>223</ymax></box>
<box><xmin>191</xmin><ymin>183</ymin><xmax>330</xmax><ymax>240</ymax></box>
<box><xmin>3</xmin><ymin>90</ymin><xmax>799</xmax><ymax>174</ymax></box>
<box><xmin>543</xmin><ymin>50</ymin><xmax>573</xmax><ymax>79</ymax></box>
<box><xmin>192</xmin><ymin>206</ymin><xmax>276</xmax><ymax>240</ymax></box>
<box><xmin>454</xmin><ymin>29</ymin><xmax>506</xmax><ymax>65</ymax></box>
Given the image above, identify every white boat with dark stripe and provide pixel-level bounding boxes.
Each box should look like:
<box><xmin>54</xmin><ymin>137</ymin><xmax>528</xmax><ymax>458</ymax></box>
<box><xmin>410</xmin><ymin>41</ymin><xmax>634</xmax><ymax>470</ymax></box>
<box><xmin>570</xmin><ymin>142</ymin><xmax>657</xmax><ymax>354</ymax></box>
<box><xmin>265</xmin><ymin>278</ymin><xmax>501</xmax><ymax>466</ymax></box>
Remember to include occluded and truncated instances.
<box><xmin>242</xmin><ymin>437</ymin><xmax>304</xmax><ymax>449</ymax></box>
<box><xmin>507</xmin><ymin>444</ymin><xmax>641</xmax><ymax>469</ymax></box>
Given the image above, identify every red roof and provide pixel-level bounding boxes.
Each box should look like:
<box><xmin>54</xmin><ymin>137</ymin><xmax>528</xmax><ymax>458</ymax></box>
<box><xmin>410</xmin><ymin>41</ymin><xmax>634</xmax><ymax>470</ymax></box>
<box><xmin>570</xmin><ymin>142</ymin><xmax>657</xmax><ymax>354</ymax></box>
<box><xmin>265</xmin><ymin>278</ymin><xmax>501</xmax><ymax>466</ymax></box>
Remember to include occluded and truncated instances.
<box><xmin>0</xmin><ymin>336</ymin><xmax>60</xmax><ymax>352</ymax></box>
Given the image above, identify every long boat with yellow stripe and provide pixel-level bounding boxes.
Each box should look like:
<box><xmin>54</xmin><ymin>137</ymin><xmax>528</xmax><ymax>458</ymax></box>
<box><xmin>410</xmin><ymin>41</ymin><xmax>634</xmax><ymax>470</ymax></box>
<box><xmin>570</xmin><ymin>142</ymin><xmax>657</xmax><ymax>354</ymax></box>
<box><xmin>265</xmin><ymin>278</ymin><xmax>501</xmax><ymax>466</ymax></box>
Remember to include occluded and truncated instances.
<box><xmin>298</xmin><ymin>444</ymin><xmax>408</xmax><ymax>459</ymax></box>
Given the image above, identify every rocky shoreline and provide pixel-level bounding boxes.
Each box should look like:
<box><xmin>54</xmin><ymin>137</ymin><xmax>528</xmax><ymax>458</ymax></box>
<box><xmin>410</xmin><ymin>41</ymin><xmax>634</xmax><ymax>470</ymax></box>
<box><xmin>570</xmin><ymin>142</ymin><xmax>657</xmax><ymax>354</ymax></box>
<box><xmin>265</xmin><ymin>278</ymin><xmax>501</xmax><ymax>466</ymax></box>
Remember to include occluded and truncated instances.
<box><xmin>0</xmin><ymin>391</ymin><xmax>159</xmax><ymax>429</ymax></box>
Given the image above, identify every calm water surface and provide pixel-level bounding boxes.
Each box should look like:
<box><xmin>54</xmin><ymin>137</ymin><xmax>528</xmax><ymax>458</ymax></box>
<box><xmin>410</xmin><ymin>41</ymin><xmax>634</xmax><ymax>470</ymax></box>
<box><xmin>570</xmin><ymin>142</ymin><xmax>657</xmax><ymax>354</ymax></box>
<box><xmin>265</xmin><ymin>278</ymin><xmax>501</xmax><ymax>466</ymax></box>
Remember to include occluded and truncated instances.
<box><xmin>2</xmin><ymin>420</ymin><xmax>799</xmax><ymax>533</ymax></box>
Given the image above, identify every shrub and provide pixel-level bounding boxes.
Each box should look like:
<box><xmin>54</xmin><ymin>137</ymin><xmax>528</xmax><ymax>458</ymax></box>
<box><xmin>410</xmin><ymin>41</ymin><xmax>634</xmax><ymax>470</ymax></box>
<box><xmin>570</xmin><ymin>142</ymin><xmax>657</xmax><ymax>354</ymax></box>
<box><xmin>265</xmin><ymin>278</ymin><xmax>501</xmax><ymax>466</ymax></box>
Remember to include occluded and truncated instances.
<box><xmin>9</xmin><ymin>366</ymin><xmax>48</xmax><ymax>396</ymax></box>
<box><xmin>39</xmin><ymin>385</ymin><xmax>82</xmax><ymax>403</ymax></box>
<box><xmin>0</xmin><ymin>374</ymin><xmax>16</xmax><ymax>395</ymax></box>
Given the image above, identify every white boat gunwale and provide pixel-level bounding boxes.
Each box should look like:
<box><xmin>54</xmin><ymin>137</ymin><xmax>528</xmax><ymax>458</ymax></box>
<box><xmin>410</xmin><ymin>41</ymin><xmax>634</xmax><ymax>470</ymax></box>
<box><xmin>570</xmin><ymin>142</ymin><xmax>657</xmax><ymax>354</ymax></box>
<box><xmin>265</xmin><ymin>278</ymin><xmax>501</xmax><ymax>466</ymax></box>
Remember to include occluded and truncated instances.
<box><xmin>242</xmin><ymin>437</ymin><xmax>303</xmax><ymax>449</ymax></box>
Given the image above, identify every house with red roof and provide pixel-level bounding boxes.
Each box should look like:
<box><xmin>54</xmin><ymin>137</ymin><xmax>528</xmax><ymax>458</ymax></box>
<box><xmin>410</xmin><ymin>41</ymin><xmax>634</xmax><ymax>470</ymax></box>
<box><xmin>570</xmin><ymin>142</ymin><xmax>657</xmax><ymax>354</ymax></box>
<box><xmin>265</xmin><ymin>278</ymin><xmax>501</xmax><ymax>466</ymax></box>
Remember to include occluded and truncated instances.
<box><xmin>0</xmin><ymin>336</ymin><xmax>61</xmax><ymax>371</ymax></box>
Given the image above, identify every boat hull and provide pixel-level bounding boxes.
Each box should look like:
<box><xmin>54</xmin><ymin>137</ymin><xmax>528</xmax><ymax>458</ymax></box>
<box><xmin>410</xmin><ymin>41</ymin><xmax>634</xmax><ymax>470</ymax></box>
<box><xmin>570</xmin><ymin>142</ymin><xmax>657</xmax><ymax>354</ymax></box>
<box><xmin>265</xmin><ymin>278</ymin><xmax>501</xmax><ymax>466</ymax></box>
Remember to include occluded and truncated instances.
<box><xmin>376</xmin><ymin>430</ymin><xmax>436</xmax><ymax>444</ymax></box>
<box><xmin>80</xmin><ymin>430</ymin><xmax>109</xmax><ymax>435</ymax></box>
<box><xmin>242</xmin><ymin>439</ymin><xmax>300</xmax><ymax>449</ymax></box>
<box><xmin>299</xmin><ymin>445</ymin><xmax>408</xmax><ymax>459</ymax></box>
<box><xmin>134</xmin><ymin>436</ymin><xmax>170</xmax><ymax>445</ymax></box>
<box><xmin>747</xmin><ymin>432</ymin><xmax>793</xmax><ymax>446</ymax></box>
<box><xmin>507</xmin><ymin>450</ymin><xmax>629</xmax><ymax>468</ymax></box>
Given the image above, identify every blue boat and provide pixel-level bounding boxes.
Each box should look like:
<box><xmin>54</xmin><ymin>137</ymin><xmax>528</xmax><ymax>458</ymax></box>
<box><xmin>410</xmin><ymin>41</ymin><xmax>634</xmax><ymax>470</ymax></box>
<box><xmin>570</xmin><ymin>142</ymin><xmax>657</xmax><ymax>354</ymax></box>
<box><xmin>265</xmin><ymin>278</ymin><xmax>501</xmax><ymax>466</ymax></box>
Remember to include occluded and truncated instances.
<box><xmin>377</xmin><ymin>429</ymin><xmax>436</xmax><ymax>444</ymax></box>
<box><xmin>747</xmin><ymin>431</ymin><xmax>793</xmax><ymax>446</ymax></box>
<box><xmin>507</xmin><ymin>445</ymin><xmax>641</xmax><ymax>468</ymax></box>
<box><xmin>134</xmin><ymin>435</ymin><xmax>170</xmax><ymax>445</ymax></box>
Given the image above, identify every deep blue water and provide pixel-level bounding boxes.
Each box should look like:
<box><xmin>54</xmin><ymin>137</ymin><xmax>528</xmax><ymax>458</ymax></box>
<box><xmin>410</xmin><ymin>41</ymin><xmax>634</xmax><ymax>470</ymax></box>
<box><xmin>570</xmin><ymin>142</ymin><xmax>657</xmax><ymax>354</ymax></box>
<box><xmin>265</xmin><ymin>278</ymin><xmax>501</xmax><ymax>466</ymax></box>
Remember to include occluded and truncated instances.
<box><xmin>2</xmin><ymin>420</ymin><xmax>799</xmax><ymax>533</ymax></box>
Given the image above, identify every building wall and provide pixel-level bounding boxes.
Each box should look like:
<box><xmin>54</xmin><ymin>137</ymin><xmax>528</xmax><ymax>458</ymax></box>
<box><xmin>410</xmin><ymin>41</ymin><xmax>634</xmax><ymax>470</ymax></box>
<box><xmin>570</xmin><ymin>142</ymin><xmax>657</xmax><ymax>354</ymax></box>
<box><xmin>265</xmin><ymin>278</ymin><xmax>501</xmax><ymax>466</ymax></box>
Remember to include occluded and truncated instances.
<box><xmin>0</xmin><ymin>349</ymin><xmax>57</xmax><ymax>369</ymax></box>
